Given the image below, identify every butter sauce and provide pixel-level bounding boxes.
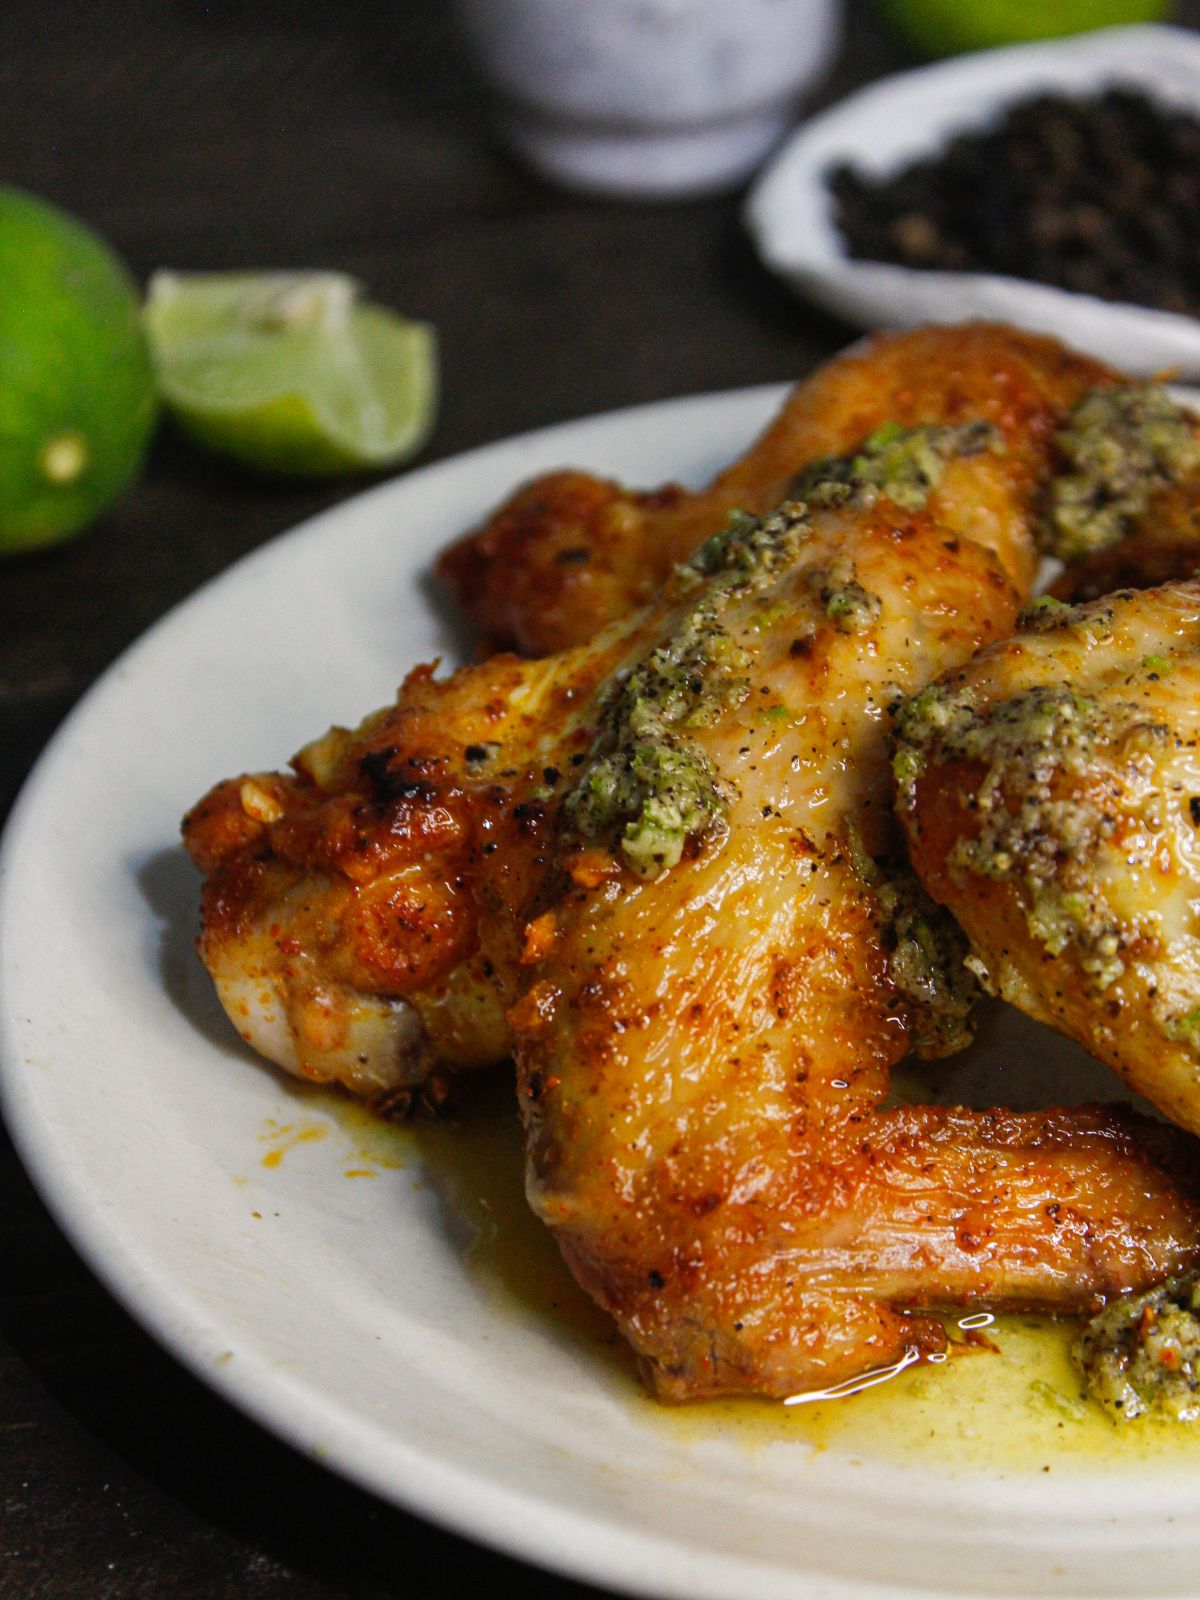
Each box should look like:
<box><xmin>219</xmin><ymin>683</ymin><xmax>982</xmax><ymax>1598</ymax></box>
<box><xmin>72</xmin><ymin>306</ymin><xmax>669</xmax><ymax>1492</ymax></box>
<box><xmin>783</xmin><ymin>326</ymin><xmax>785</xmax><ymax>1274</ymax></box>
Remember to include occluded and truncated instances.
<box><xmin>296</xmin><ymin>1060</ymin><xmax>1200</xmax><ymax>1474</ymax></box>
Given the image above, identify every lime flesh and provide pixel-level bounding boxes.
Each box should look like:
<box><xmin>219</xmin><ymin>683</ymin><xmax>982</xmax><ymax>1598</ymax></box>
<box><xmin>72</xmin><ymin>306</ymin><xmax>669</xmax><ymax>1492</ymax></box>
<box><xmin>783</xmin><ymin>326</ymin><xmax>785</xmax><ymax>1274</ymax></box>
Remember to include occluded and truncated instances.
<box><xmin>144</xmin><ymin>272</ymin><xmax>437</xmax><ymax>477</ymax></box>
<box><xmin>0</xmin><ymin>186</ymin><xmax>157</xmax><ymax>553</ymax></box>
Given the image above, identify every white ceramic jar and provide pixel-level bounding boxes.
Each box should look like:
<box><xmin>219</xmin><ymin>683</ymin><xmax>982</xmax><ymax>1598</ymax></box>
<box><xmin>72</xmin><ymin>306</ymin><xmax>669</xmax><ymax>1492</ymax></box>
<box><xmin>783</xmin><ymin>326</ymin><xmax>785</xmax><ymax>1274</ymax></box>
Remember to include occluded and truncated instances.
<box><xmin>453</xmin><ymin>0</ymin><xmax>843</xmax><ymax>199</ymax></box>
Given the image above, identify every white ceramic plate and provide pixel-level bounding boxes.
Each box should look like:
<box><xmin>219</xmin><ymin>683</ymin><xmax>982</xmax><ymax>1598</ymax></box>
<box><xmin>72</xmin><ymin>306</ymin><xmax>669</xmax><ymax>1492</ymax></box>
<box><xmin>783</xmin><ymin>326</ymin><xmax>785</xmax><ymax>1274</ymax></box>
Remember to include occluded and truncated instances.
<box><xmin>5</xmin><ymin>388</ymin><xmax>1200</xmax><ymax>1600</ymax></box>
<box><xmin>745</xmin><ymin>25</ymin><xmax>1200</xmax><ymax>377</ymax></box>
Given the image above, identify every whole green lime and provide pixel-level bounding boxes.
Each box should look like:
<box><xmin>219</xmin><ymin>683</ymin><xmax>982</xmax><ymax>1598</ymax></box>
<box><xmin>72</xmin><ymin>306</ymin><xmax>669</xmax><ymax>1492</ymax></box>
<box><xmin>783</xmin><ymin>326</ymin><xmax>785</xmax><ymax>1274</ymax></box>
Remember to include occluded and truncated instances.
<box><xmin>0</xmin><ymin>186</ymin><xmax>157</xmax><ymax>554</ymax></box>
<box><xmin>880</xmin><ymin>0</ymin><xmax>1170</xmax><ymax>56</ymax></box>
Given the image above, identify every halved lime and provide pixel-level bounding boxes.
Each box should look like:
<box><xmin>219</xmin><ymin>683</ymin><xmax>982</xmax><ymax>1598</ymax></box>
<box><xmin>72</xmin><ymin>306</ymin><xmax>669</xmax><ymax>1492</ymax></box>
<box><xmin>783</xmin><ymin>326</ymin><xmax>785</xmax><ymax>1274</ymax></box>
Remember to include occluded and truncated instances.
<box><xmin>144</xmin><ymin>272</ymin><xmax>437</xmax><ymax>477</ymax></box>
<box><xmin>0</xmin><ymin>186</ymin><xmax>157</xmax><ymax>554</ymax></box>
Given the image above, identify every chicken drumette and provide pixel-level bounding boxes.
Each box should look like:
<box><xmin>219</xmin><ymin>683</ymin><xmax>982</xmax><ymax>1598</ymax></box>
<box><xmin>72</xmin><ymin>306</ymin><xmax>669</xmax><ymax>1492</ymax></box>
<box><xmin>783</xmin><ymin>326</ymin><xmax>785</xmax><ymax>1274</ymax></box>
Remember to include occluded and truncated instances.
<box><xmin>185</xmin><ymin>353</ymin><xmax>1200</xmax><ymax>1398</ymax></box>
<box><xmin>186</xmin><ymin>322</ymin><xmax>1130</xmax><ymax>1104</ymax></box>
<box><xmin>437</xmin><ymin>321</ymin><xmax>1118</xmax><ymax>657</ymax></box>
<box><xmin>895</xmin><ymin>577</ymin><xmax>1200</xmax><ymax>1143</ymax></box>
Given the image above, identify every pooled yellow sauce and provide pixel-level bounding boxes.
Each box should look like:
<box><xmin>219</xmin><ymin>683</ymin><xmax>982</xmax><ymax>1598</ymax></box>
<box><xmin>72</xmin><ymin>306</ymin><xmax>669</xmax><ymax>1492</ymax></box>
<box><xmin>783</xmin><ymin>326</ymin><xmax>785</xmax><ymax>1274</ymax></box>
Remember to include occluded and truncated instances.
<box><xmin>652</xmin><ymin>1314</ymin><xmax>1200</xmax><ymax>1474</ymax></box>
<box><xmin>314</xmin><ymin>1098</ymin><xmax>408</xmax><ymax>1176</ymax></box>
<box><xmin>287</xmin><ymin>1071</ymin><xmax>1200</xmax><ymax>1475</ymax></box>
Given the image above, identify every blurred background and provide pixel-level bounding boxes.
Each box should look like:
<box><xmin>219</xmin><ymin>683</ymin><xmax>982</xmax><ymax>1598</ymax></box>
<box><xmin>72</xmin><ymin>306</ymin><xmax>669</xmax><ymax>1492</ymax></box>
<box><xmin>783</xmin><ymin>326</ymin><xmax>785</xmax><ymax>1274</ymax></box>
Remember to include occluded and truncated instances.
<box><xmin>2</xmin><ymin>2</ymin><xmax>1198</xmax><ymax>1595</ymax></box>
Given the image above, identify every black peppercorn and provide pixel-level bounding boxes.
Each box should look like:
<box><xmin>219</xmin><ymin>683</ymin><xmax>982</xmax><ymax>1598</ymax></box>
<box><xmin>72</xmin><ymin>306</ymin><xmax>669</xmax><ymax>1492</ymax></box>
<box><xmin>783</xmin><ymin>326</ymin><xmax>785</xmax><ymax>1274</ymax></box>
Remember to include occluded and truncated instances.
<box><xmin>828</xmin><ymin>88</ymin><xmax>1200</xmax><ymax>319</ymax></box>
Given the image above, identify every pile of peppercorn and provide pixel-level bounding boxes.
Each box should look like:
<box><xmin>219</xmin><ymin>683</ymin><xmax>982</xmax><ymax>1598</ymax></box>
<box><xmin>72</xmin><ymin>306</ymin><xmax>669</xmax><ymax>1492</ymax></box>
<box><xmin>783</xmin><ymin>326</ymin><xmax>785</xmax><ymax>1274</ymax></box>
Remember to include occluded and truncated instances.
<box><xmin>828</xmin><ymin>88</ymin><xmax>1200</xmax><ymax>318</ymax></box>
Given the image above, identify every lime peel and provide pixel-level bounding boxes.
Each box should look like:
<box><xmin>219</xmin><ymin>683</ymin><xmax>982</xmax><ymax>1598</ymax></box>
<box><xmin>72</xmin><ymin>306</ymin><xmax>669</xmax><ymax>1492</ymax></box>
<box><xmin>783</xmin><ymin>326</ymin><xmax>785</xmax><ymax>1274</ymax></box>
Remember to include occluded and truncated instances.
<box><xmin>0</xmin><ymin>185</ymin><xmax>157</xmax><ymax>553</ymax></box>
<box><xmin>880</xmin><ymin>0</ymin><xmax>1169</xmax><ymax>55</ymax></box>
<box><xmin>39</xmin><ymin>432</ymin><xmax>89</xmax><ymax>486</ymax></box>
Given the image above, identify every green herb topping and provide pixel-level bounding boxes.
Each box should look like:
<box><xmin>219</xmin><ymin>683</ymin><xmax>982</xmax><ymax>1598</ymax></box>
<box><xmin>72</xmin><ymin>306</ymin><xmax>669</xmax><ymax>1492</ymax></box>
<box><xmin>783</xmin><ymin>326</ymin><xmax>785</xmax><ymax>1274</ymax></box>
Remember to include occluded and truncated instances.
<box><xmin>879</xmin><ymin>870</ymin><xmax>979</xmax><ymax>1057</ymax></box>
<box><xmin>1044</xmin><ymin>384</ymin><xmax>1200</xmax><ymax>561</ymax></box>
<box><xmin>804</xmin><ymin>552</ymin><xmax>882</xmax><ymax>633</ymax></box>
<box><xmin>1075</xmin><ymin>1274</ymin><xmax>1200</xmax><ymax>1423</ymax></box>
<box><xmin>565</xmin><ymin>501</ymin><xmax>811</xmax><ymax>878</ymax></box>
<box><xmin>794</xmin><ymin>419</ymin><xmax>999</xmax><ymax>513</ymax></box>
<box><xmin>893</xmin><ymin>676</ymin><xmax>1166</xmax><ymax>991</ymax></box>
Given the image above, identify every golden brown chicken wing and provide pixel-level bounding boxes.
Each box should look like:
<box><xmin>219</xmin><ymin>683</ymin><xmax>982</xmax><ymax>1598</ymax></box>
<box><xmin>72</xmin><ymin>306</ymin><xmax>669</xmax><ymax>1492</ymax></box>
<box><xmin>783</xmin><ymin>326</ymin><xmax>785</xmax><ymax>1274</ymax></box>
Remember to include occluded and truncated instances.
<box><xmin>187</xmin><ymin>481</ymin><xmax>1200</xmax><ymax>1402</ymax></box>
<box><xmin>185</xmin><ymin>327</ymin><xmax>1079</xmax><ymax>1104</ymax></box>
<box><xmin>509</xmin><ymin>503</ymin><xmax>1200</xmax><ymax>1402</ymax></box>
<box><xmin>185</xmin><ymin>641</ymin><xmax>622</xmax><ymax>1105</ymax></box>
<box><xmin>437</xmin><ymin>321</ymin><xmax>1116</xmax><ymax>656</ymax></box>
<box><xmin>895</xmin><ymin>578</ymin><xmax>1200</xmax><ymax>1142</ymax></box>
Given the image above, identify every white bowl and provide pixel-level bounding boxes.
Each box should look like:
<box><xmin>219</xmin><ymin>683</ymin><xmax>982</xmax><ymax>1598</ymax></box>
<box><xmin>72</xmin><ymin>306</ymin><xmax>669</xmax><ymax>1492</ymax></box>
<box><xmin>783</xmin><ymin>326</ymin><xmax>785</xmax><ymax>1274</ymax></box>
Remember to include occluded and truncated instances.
<box><xmin>745</xmin><ymin>25</ymin><xmax>1200</xmax><ymax>376</ymax></box>
<box><xmin>454</xmin><ymin>0</ymin><xmax>842</xmax><ymax>198</ymax></box>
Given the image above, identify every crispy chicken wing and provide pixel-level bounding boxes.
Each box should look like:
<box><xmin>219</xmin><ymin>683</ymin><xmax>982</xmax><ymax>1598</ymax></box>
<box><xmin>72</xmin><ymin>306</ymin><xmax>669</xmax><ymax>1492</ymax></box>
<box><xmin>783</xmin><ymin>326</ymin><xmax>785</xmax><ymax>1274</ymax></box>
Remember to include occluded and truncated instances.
<box><xmin>187</xmin><ymin>467</ymin><xmax>1200</xmax><ymax>1401</ymax></box>
<box><xmin>509</xmin><ymin>507</ymin><xmax>1200</xmax><ymax>1401</ymax></box>
<box><xmin>185</xmin><ymin>641</ymin><xmax>622</xmax><ymax>1105</ymax></box>
<box><xmin>1048</xmin><ymin>481</ymin><xmax>1200</xmax><ymax>604</ymax></box>
<box><xmin>895</xmin><ymin>578</ymin><xmax>1200</xmax><ymax>1142</ymax></box>
<box><xmin>185</xmin><ymin>328</ymin><xmax>1085</xmax><ymax>1103</ymax></box>
<box><xmin>437</xmin><ymin>322</ymin><xmax>1115</xmax><ymax>656</ymax></box>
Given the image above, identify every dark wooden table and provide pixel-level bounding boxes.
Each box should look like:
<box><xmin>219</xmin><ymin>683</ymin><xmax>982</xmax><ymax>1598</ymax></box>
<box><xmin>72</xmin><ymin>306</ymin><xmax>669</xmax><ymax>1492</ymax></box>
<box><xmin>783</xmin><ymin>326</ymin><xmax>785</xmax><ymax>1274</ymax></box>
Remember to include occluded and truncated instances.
<box><xmin>0</xmin><ymin>3</ymin><xmax>1167</xmax><ymax>1595</ymax></box>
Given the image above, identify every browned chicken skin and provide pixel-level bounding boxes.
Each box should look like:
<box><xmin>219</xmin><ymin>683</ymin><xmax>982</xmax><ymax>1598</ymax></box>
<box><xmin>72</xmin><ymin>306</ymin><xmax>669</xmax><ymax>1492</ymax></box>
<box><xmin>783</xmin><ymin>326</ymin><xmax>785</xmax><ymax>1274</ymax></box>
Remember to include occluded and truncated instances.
<box><xmin>185</xmin><ymin>644</ymin><xmax>619</xmax><ymax>1103</ymax></box>
<box><xmin>185</xmin><ymin>323</ymin><xmax>1200</xmax><ymax>1400</ymax></box>
<box><xmin>1048</xmin><ymin>480</ymin><xmax>1200</xmax><ymax>604</ymax></box>
<box><xmin>509</xmin><ymin>508</ymin><xmax>1200</xmax><ymax>1402</ymax></box>
<box><xmin>895</xmin><ymin>579</ymin><xmax>1200</xmax><ymax>1143</ymax></box>
<box><xmin>186</xmin><ymin>322</ymin><xmax>1115</xmax><ymax>1104</ymax></box>
<box><xmin>438</xmin><ymin>322</ymin><xmax>1115</xmax><ymax>656</ymax></box>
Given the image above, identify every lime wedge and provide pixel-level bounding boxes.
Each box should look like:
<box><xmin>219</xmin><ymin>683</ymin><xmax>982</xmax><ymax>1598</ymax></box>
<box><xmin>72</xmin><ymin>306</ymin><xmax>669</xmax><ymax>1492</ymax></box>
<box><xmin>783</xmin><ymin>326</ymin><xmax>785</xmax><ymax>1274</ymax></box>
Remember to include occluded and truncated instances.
<box><xmin>144</xmin><ymin>272</ymin><xmax>437</xmax><ymax>476</ymax></box>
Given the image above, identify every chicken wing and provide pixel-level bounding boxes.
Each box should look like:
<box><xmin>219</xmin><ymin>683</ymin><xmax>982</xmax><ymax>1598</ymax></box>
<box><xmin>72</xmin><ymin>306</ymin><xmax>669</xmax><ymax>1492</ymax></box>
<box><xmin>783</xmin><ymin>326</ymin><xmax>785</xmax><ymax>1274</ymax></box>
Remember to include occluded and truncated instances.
<box><xmin>437</xmin><ymin>322</ymin><xmax>1116</xmax><ymax>656</ymax></box>
<box><xmin>503</xmin><ymin>489</ymin><xmax>1200</xmax><ymax>1399</ymax></box>
<box><xmin>895</xmin><ymin>578</ymin><xmax>1200</xmax><ymax>1142</ymax></box>
<box><xmin>185</xmin><ymin>331</ymin><xmax>1070</xmax><ymax>1104</ymax></box>
<box><xmin>187</xmin><ymin>461</ymin><xmax>1200</xmax><ymax>1400</ymax></box>
<box><xmin>185</xmin><ymin>317</ymin><xmax>1200</xmax><ymax>1401</ymax></box>
<box><xmin>185</xmin><ymin>640</ymin><xmax>624</xmax><ymax>1105</ymax></box>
